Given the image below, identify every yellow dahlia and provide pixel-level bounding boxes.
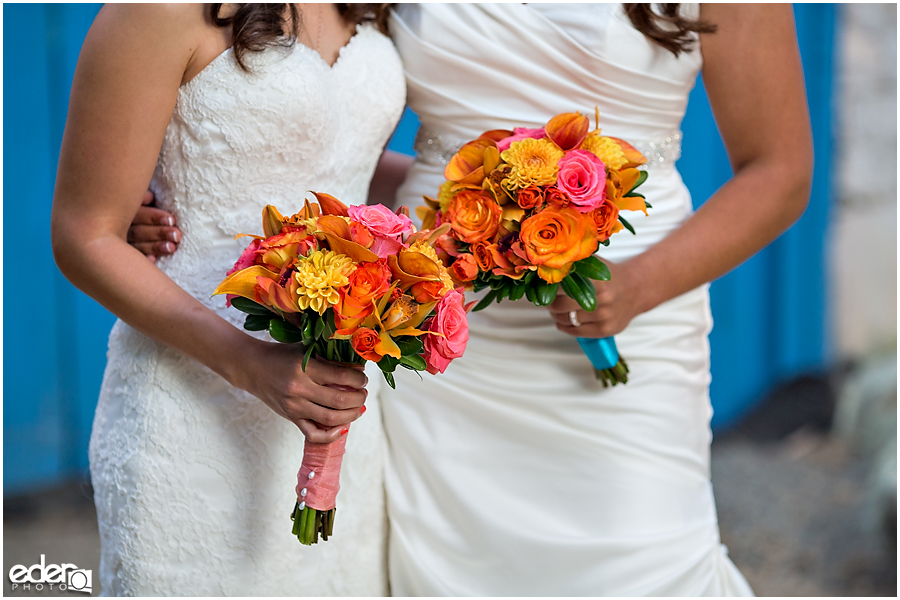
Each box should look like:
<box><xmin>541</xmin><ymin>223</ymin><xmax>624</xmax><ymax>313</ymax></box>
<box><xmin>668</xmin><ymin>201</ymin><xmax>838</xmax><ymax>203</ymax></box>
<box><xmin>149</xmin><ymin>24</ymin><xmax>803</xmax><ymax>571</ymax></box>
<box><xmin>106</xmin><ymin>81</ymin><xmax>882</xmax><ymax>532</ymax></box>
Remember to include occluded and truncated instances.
<box><xmin>500</xmin><ymin>138</ymin><xmax>564</xmax><ymax>189</ymax></box>
<box><xmin>293</xmin><ymin>250</ymin><xmax>356</xmax><ymax>314</ymax></box>
<box><xmin>581</xmin><ymin>132</ymin><xmax>628</xmax><ymax>172</ymax></box>
<box><xmin>437</xmin><ymin>180</ymin><xmax>456</xmax><ymax>213</ymax></box>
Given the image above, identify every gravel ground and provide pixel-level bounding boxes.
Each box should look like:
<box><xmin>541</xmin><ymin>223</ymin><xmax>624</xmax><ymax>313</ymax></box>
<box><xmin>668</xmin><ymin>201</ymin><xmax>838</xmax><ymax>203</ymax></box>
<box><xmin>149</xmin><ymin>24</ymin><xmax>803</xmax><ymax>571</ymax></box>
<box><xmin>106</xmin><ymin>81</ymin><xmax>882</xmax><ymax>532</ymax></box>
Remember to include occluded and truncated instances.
<box><xmin>4</xmin><ymin>433</ymin><xmax>896</xmax><ymax>597</ymax></box>
<box><xmin>712</xmin><ymin>431</ymin><xmax>896</xmax><ymax>596</ymax></box>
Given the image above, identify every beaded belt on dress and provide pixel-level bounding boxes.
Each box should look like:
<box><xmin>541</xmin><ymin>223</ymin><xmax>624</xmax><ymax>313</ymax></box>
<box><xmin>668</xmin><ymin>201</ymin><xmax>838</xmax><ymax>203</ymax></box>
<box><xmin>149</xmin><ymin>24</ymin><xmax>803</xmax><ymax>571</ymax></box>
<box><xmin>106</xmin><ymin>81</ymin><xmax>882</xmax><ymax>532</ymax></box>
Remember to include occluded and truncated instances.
<box><xmin>414</xmin><ymin>126</ymin><xmax>682</xmax><ymax>170</ymax></box>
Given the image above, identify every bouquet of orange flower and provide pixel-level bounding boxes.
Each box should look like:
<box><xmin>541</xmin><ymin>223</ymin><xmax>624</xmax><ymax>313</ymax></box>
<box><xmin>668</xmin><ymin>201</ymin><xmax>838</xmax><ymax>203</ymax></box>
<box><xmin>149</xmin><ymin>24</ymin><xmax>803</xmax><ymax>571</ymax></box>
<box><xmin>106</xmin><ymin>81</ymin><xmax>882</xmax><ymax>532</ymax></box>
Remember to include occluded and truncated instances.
<box><xmin>214</xmin><ymin>193</ymin><xmax>469</xmax><ymax>545</ymax></box>
<box><xmin>418</xmin><ymin>111</ymin><xmax>649</xmax><ymax>386</ymax></box>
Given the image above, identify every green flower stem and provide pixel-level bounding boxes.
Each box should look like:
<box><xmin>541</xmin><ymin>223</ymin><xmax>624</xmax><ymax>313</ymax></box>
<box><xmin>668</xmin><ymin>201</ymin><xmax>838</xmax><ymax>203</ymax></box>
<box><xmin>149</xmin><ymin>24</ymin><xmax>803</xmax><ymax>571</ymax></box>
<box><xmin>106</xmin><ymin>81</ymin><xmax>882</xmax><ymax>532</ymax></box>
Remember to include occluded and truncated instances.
<box><xmin>593</xmin><ymin>356</ymin><xmax>630</xmax><ymax>387</ymax></box>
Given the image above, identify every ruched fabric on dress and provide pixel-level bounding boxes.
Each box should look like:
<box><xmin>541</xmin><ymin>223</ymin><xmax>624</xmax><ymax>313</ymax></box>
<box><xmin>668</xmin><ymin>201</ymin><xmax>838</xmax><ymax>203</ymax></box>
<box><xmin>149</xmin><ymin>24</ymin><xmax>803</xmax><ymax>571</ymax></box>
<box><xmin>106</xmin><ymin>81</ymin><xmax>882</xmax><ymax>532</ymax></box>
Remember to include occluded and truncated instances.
<box><xmin>383</xmin><ymin>4</ymin><xmax>754</xmax><ymax>596</ymax></box>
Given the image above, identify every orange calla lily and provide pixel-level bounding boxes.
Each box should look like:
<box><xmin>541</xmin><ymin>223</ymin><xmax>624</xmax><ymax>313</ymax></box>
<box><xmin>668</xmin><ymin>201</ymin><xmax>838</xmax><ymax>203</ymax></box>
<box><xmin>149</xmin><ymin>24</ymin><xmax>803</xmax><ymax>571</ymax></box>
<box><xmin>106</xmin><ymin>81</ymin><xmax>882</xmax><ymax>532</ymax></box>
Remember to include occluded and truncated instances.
<box><xmin>444</xmin><ymin>138</ymin><xmax>498</xmax><ymax>186</ymax></box>
<box><xmin>606</xmin><ymin>137</ymin><xmax>648</xmax><ymax>169</ymax></box>
<box><xmin>213</xmin><ymin>265</ymin><xmax>278</xmax><ymax>300</ymax></box>
<box><xmin>312</xmin><ymin>192</ymin><xmax>350</xmax><ymax>217</ymax></box>
<box><xmin>262</xmin><ymin>205</ymin><xmax>286</xmax><ymax>238</ymax></box>
<box><xmin>545</xmin><ymin>112</ymin><xmax>589</xmax><ymax>150</ymax></box>
<box><xmin>316</xmin><ymin>215</ymin><xmax>380</xmax><ymax>262</ymax></box>
<box><xmin>388</xmin><ymin>249</ymin><xmax>443</xmax><ymax>290</ymax></box>
<box><xmin>478</xmin><ymin>129</ymin><xmax>513</xmax><ymax>144</ymax></box>
<box><xmin>214</xmin><ymin>264</ymin><xmax>301</xmax><ymax>313</ymax></box>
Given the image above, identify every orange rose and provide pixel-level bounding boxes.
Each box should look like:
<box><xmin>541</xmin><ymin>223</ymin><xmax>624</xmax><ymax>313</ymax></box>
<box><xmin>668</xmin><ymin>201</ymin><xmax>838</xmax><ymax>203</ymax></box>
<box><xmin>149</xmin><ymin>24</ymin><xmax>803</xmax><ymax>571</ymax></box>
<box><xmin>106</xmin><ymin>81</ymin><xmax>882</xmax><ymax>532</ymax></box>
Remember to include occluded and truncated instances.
<box><xmin>545</xmin><ymin>186</ymin><xmax>571</xmax><ymax>208</ymax></box>
<box><xmin>470</xmin><ymin>241</ymin><xmax>495</xmax><ymax>272</ymax></box>
<box><xmin>589</xmin><ymin>201</ymin><xmax>624</xmax><ymax>243</ymax></box>
<box><xmin>351</xmin><ymin>327</ymin><xmax>383</xmax><ymax>362</ymax></box>
<box><xmin>450</xmin><ymin>254</ymin><xmax>479</xmax><ymax>283</ymax></box>
<box><xmin>516</xmin><ymin>186</ymin><xmax>545</xmax><ymax>211</ymax></box>
<box><xmin>519</xmin><ymin>206</ymin><xmax>598</xmax><ymax>283</ymax></box>
<box><xmin>336</xmin><ymin>259</ymin><xmax>392</xmax><ymax>334</ymax></box>
<box><xmin>446</xmin><ymin>189</ymin><xmax>502</xmax><ymax>244</ymax></box>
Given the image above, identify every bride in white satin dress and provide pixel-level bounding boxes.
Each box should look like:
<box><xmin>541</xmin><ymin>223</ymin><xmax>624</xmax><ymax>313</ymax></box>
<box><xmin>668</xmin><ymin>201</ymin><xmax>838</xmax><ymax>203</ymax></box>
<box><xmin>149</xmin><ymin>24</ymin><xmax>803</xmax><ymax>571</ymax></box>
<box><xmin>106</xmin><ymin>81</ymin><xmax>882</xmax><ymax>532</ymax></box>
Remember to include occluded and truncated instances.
<box><xmin>378</xmin><ymin>3</ymin><xmax>811</xmax><ymax>595</ymax></box>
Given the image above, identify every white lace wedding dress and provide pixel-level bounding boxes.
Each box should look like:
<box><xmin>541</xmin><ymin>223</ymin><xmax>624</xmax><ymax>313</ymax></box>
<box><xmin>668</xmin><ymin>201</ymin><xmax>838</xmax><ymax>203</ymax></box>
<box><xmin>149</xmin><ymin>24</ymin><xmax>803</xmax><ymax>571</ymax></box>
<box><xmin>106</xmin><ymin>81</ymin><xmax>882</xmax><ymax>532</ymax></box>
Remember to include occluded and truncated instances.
<box><xmin>89</xmin><ymin>25</ymin><xmax>405</xmax><ymax>596</ymax></box>
<box><xmin>384</xmin><ymin>4</ymin><xmax>755</xmax><ymax>595</ymax></box>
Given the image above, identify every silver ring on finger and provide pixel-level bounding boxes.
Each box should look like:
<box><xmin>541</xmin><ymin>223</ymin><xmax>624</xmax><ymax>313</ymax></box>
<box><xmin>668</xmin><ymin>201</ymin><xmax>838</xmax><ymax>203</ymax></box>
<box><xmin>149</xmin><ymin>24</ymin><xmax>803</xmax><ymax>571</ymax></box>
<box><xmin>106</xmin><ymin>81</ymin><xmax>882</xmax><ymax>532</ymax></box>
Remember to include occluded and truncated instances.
<box><xmin>568</xmin><ymin>310</ymin><xmax>581</xmax><ymax>327</ymax></box>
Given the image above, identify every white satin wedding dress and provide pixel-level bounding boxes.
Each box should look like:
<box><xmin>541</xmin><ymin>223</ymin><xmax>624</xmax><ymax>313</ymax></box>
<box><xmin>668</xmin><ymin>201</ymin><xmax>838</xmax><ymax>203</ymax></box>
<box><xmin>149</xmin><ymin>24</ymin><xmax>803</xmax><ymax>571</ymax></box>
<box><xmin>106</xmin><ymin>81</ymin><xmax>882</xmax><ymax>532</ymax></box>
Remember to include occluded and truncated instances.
<box><xmin>89</xmin><ymin>25</ymin><xmax>404</xmax><ymax>596</ymax></box>
<box><xmin>384</xmin><ymin>4</ymin><xmax>755</xmax><ymax>595</ymax></box>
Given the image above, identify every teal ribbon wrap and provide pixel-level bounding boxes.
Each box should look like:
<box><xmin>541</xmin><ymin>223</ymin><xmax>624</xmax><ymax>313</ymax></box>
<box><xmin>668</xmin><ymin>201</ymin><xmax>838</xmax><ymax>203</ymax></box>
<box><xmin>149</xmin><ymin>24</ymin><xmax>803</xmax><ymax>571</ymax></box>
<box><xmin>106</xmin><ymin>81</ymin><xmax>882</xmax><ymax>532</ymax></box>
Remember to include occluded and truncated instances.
<box><xmin>576</xmin><ymin>336</ymin><xmax>620</xmax><ymax>370</ymax></box>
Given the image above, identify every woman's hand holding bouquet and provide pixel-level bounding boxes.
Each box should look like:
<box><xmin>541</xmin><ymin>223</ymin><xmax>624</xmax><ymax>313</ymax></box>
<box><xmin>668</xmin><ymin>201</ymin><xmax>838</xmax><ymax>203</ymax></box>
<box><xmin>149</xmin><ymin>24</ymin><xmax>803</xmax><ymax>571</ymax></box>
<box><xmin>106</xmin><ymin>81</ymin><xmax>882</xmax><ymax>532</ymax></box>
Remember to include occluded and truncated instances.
<box><xmin>418</xmin><ymin>111</ymin><xmax>649</xmax><ymax>385</ymax></box>
<box><xmin>214</xmin><ymin>194</ymin><xmax>470</xmax><ymax>545</ymax></box>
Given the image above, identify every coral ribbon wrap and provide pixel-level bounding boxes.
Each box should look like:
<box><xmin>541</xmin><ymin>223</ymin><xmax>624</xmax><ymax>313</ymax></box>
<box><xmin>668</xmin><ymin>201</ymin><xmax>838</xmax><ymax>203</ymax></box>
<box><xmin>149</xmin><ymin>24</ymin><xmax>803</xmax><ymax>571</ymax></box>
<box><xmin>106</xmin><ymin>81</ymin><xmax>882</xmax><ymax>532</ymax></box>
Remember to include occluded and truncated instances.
<box><xmin>296</xmin><ymin>432</ymin><xmax>348</xmax><ymax>511</ymax></box>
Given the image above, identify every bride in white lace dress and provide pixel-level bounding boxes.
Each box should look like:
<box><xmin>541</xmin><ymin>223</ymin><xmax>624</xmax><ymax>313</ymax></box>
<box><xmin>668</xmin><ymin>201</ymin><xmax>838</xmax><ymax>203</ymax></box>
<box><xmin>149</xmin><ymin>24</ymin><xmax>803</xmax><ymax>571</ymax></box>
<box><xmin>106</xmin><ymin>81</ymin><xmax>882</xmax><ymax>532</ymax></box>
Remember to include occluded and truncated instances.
<box><xmin>51</xmin><ymin>4</ymin><xmax>403</xmax><ymax>595</ymax></box>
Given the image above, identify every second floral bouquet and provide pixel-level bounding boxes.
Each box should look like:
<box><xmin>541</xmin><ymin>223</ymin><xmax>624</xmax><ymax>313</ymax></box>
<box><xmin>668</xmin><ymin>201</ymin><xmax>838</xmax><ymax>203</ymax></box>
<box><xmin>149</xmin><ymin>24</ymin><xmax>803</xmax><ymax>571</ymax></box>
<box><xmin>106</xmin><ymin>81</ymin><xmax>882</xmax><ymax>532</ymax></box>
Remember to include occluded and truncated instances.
<box><xmin>214</xmin><ymin>194</ymin><xmax>469</xmax><ymax>545</ymax></box>
<box><xmin>418</xmin><ymin>111</ymin><xmax>649</xmax><ymax>385</ymax></box>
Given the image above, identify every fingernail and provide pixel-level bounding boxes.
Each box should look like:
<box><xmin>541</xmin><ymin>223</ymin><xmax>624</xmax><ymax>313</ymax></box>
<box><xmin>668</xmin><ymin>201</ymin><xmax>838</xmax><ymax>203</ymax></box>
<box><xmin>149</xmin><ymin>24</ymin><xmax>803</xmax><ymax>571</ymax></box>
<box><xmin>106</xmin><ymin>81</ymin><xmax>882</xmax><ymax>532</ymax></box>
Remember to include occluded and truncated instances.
<box><xmin>163</xmin><ymin>216</ymin><xmax>175</xmax><ymax>227</ymax></box>
<box><xmin>340</xmin><ymin>428</ymin><xmax>349</xmax><ymax>436</ymax></box>
<box><xmin>163</xmin><ymin>242</ymin><xmax>175</xmax><ymax>253</ymax></box>
<box><xmin>167</xmin><ymin>230</ymin><xmax>180</xmax><ymax>243</ymax></box>
<box><xmin>360</xmin><ymin>405</ymin><xmax>367</xmax><ymax>416</ymax></box>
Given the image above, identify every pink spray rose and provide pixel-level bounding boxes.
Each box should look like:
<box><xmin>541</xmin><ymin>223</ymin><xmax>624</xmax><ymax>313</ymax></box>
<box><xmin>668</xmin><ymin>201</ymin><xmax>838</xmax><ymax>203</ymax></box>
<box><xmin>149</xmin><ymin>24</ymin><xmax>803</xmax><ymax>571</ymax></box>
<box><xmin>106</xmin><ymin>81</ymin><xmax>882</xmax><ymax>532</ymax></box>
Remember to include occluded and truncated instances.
<box><xmin>347</xmin><ymin>204</ymin><xmax>413</xmax><ymax>239</ymax></box>
<box><xmin>497</xmin><ymin>127</ymin><xmax>547</xmax><ymax>152</ymax></box>
<box><xmin>556</xmin><ymin>149</ymin><xmax>607</xmax><ymax>213</ymax></box>
<box><xmin>422</xmin><ymin>289</ymin><xmax>469</xmax><ymax>375</ymax></box>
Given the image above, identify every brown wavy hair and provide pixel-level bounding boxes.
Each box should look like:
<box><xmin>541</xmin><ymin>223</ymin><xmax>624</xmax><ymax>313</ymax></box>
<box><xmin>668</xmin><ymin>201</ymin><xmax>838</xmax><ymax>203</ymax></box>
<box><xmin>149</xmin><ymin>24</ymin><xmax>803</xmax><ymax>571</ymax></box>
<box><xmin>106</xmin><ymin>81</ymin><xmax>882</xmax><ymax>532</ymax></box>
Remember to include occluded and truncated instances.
<box><xmin>623</xmin><ymin>4</ymin><xmax>716</xmax><ymax>56</ymax></box>
<box><xmin>209</xmin><ymin>3</ymin><xmax>392</xmax><ymax>71</ymax></box>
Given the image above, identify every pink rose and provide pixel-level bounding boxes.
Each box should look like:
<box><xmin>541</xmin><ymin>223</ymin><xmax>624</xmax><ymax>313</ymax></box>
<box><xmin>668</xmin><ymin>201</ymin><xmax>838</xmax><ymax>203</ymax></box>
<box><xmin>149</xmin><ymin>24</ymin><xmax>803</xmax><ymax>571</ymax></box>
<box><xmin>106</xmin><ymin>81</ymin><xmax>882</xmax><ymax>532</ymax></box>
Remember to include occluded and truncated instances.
<box><xmin>227</xmin><ymin>238</ymin><xmax>263</xmax><ymax>276</ymax></box>
<box><xmin>497</xmin><ymin>127</ymin><xmax>546</xmax><ymax>152</ymax></box>
<box><xmin>422</xmin><ymin>289</ymin><xmax>469</xmax><ymax>375</ymax></box>
<box><xmin>348</xmin><ymin>204</ymin><xmax>413</xmax><ymax>240</ymax></box>
<box><xmin>556</xmin><ymin>149</ymin><xmax>607</xmax><ymax>213</ymax></box>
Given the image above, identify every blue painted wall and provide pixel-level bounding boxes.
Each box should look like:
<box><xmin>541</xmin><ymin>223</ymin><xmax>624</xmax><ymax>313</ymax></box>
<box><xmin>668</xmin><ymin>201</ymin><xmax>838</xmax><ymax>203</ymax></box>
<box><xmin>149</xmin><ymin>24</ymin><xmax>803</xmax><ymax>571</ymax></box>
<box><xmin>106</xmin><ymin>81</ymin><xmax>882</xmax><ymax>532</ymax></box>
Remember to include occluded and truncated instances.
<box><xmin>4</xmin><ymin>4</ymin><xmax>835</xmax><ymax>494</ymax></box>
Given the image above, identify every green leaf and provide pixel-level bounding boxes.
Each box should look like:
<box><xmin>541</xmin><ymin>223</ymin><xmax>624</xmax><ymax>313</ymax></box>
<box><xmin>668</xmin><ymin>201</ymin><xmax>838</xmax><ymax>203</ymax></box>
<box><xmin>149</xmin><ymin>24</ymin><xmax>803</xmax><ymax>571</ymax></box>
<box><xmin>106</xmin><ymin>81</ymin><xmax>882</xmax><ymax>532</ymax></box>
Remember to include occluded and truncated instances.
<box><xmin>495</xmin><ymin>284</ymin><xmax>511</xmax><ymax>302</ymax></box>
<box><xmin>323</xmin><ymin>308</ymin><xmax>337</xmax><ymax>339</ymax></box>
<box><xmin>302</xmin><ymin>343</ymin><xmax>316</xmax><ymax>372</ymax></box>
<box><xmin>399</xmin><ymin>354</ymin><xmax>427</xmax><ymax>371</ymax></box>
<box><xmin>644</xmin><ymin>200</ymin><xmax>652</xmax><ymax>209</ymax></box>
<box><xmin>569</xmin><ymin>272</ymin><xmax>598</xmax><ymax>312</ymax></box>
<box><xmin>573</xmin><ymin>256</ymin><xmax>611</xmax><ymax>282</ymax></box>
<box><xmin>560</xmin><ymin>274</ymin><xmax>596</xmax><ymax>312</ymax></box>
<box><xmin>243</xmin><ymin>314</ymin><xmax>271</xmax><ymax>331</ymax></box>
<box><xmin>618</xmin><ymin>215</ymin><xmax>636</xmax><ymax>235</ymax></box>
<box><xmin>312</xmin><ymin>314</ymin><xmax>326</xmax><ymax>340</ymax></box>
<box><xmin>269</xmin><ymin>319</ymin><xmax>304</xmax><ymax>344</ymax></box>
<box><xmin>381</xmin><ymin>370</ymin><xmax>396</xmax><ymax>389</ymax></box>
<box><xmin>472</xmin><ymin>279</ymin><xmax>489</xmax><ymax>293</ymax></box>
<box><xmin>489</xmin><ymin>277</ymin><xmax>505</xmax><ymax>291</ymax></box>
<box><xmin>521</xmin><ymin>270</ymin><xmax>537</xmax><ymax>285</ymax></box>
<box><xmin>508</xmin><ymin>282</ymin><xmax>527</xmax><ymax>301</ymax></box>
<box><xmin>600</xmin><ymin>239</ymin><xmax>610</xmax><ymax>247</ymax></box>
<box><xmin>396</xmin><ymin>336</ymin><xmax>425</xmax><ymax>357</ymax></box>
<box><xmin>525</xmin><ymin>282</ymin><xmax>537</xmax><ymax>304</ymax></box>
<box><xmin>377</xmin><ymin>354</ymin><xmax>399</xmax><ymax>373</ymax></box>
<box><xmin>533</xmin><ymin>280</ymin><xmax>559</xmax><ymax>306</ymax></box>
<box><xmin>622</xmin><ymin>192</ymin><xmax>645</xmax><ymax>199</ymax></box>
<box><xmin>473</xmin><ymin>289</ymin><xmax>498</xmax><ymax>312</ymax></box>
<box><xmin>230</xmin><ymin>297</ymin><xmax>273</xmax><ymax>316</ymax></box>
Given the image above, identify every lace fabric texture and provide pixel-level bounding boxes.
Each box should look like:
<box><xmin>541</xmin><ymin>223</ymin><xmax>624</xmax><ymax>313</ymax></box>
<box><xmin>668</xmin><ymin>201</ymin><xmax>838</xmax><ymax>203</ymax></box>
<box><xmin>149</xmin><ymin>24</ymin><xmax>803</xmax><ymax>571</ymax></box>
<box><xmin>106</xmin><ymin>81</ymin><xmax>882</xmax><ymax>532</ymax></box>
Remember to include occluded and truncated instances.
<box><xmin>90</xmin><ymin>25</ymin><xmax>404</xmax><ymax>596</ymax></box>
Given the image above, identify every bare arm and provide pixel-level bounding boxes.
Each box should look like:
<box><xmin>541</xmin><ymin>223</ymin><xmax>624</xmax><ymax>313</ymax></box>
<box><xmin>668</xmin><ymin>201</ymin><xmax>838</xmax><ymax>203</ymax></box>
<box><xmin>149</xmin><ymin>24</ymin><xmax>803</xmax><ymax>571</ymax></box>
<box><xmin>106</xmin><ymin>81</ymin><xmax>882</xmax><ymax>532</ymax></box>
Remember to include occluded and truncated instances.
<box><xmin>52</xmin><ymin>5</ymin><xmax>366</xmax><ymax>442</ymax></box>
<box><xmin>551</xmin><ymin>4</ymin><xmax>813</xmax><ymax>335</ymax></box>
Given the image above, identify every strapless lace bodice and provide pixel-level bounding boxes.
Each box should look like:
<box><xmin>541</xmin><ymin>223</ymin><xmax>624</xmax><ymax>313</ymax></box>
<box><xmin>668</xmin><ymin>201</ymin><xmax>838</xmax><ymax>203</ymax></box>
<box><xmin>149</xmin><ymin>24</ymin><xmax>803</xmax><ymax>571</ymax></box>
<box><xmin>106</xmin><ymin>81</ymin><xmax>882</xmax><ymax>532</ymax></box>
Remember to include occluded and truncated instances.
<box><xmin>91</xmin><ymin>25</ymin><xmax>404</xmax><ymax>596</ymax></box>
<box><xmin>151</xmin><ymin>24</ymin><xmax>406</xmax><ymax>327</ymax></box>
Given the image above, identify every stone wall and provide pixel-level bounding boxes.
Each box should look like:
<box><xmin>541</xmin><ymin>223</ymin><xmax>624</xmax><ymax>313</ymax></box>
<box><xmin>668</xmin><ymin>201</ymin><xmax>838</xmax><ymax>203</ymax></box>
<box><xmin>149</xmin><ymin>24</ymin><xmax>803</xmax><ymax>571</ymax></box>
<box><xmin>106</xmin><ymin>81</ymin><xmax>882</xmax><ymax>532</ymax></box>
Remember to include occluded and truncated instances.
<box><xmin>831</xmin><ymin>3</ymin><xmax>898</xmax><ymax>358</ymax></box>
